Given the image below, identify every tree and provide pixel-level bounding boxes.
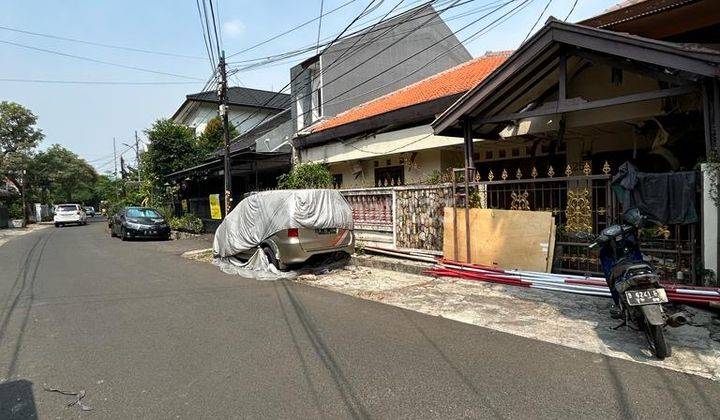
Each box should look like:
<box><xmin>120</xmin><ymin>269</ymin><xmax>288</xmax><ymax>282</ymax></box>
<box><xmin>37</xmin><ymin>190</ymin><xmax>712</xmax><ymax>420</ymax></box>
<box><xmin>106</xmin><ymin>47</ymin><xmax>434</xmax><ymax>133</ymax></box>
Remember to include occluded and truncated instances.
<box><xmin>143</xmin><ymin>119</ymin><xmax>197</xmax><ymax>179</ymax></box>
<box><xmin>277</xmin><ymin>163</ymin><xmax>333</xmax><ymax>189</ymax></box>
<box><xmin>196</xmin><ymin>117</ymin><xmax>238</xmax><ymax>157</ymax></box>
<box><xmin>141</xmin><ymin>119</ymin><xmax>198</xmax><ymax>208</ymax></box>
<box><xmin>0</xmin><ymin>101</ymin><xmax>44</xmax><ymax>190</ymax></box>
<box><xmin>29</xmin><ymin>145</ymin><xmax>98</xmax><ymax>203</ymax></box>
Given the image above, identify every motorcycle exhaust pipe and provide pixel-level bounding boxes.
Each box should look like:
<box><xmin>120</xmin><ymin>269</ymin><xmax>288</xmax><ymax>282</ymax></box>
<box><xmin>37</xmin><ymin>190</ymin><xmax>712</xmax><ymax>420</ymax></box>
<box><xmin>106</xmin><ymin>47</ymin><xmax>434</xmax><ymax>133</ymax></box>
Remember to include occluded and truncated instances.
<box><xmin>666</xmin><ymin>312</ymin><xmax>689</xmax><ymax>328</ymax></box>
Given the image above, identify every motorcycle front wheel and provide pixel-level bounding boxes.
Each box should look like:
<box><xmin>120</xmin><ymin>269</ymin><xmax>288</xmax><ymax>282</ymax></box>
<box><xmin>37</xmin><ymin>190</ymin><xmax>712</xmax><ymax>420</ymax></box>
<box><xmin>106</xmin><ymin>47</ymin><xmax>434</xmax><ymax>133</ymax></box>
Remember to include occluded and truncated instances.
<box><xmin>644</xmin><ymin>320</ymin><xmax>670</xmax><ymax>359</ymax></box>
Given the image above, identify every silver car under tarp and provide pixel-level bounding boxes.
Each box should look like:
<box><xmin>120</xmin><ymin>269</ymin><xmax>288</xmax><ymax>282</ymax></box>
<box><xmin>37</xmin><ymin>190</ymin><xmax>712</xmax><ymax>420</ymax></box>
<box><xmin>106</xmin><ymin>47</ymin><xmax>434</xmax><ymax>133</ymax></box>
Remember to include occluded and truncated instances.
<box><xmin>213</xmin><ymin>189</ymin><xmax>354</xmax><ymax>280</ymax></box>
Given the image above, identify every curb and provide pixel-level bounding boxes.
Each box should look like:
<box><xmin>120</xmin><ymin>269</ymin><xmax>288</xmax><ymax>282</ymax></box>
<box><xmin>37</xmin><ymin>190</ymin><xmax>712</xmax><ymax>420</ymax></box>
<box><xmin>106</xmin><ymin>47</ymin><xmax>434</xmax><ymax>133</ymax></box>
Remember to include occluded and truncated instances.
<box><xmin>351</xmin><ymin>253</ymin><xmax>434</xmax><ymax>276</ymax></box>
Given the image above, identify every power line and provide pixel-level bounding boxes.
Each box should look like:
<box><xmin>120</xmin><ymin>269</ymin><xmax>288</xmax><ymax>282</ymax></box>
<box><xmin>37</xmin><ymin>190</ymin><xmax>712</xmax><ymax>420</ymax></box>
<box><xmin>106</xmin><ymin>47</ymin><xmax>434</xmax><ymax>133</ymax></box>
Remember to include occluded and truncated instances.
<box><xmin>522</xmin><ymin>0</ymin><xmax>552</xmax><ymax>43</ymax></box>
<box><xmin>0</xmin><ymin>39</ymin><xmax>204</xmax><ymax>80</ymax></box>
<box><xmin>195</xmin><ymin>0</ymin><xmax>215</xmax><ymax>71</ymax></box>
<box><xmin>227</xmin><ymin>0</ymin><xmax>445</xmax><ymax>129</ymax></box>
<box><xmin>0</xmin><ymin>24</ymin><xmax>205</xmax><ymax>60</ymax></box>
<box><xmin>564</xmin><ymin>0</ymin><xmax>578</xmax><ymax>21</ymax></box>
<box><xmin>0</xmin><ymin>78</ymin><xmax>202</xmax><ymax>86</ymax></box>
<box><xmin>242</xmin><ymin>0</ymin><xmax>525</xmax><ymax>135</ymax></box>
<box><xmin>207</xmin><ymin>0</ymin><xmax>223</xmax><ymax>57</ymax></box>
<box><xmin>320</xmin><ymin>0</ymin><xmax>530</xmax><ymax>115</ymax></box>
<box><xmin>225</xmin><ymin>0</ymin><xmax>383</xmax><ymax>130</ymax></box>
<box><xmin>226</xmin><ymin>0</ymin><xmax>362</xmax><ymax>58</ymax></box>
<box><xmin>316</xmin><ymin>0</ymin><xmax>325</xmax><ymax>55</ymax></box>
<box><xmin>234</xmin><ymin>0</ymin><xmax>461</xmax><ymax>129</ymax></box>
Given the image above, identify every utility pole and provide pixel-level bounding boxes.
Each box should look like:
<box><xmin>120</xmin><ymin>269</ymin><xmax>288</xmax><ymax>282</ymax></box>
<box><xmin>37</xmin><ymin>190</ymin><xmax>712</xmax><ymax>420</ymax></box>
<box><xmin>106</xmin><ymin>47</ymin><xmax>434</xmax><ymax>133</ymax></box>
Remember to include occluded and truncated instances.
<box><xmin>113</xmin><ymin>137</ymin><xmax>118</xmax><ymax>179</ymax></box>
<box><xmin>20</xmin><ymin>169</ymin><xmax>27</xmax><ymax>225</ymax></box>
<box><xmin>219</xmin><ymin>50</ymin><xmax>233</xmax><ymax>216</ymax></box>
<box><xmin>134</xmin><ymin>131</ymin><xmax>141</xmax><ymax>183</ymax></box>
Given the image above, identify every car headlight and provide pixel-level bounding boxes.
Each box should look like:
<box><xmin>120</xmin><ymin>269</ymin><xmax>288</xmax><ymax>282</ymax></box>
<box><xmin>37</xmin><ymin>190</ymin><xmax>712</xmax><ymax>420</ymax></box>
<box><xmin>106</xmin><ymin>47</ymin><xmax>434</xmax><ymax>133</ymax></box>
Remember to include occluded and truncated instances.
<box><xmin>126</xmin><ymin>222</ymin><xmax>145</xmax><ymax>230</ymax></box>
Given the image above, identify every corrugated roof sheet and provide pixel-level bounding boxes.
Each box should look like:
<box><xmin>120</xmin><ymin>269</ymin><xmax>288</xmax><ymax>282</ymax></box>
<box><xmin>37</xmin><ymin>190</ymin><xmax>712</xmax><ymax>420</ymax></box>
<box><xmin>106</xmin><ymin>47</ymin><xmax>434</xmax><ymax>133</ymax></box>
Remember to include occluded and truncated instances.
<box><xmin>187</xmin><ymin>87</ymin><xmax>290</xmax><ymax>110</ymax></box>
<box><xmin>308</xmin><ymin>51</ymin><xmax>511</xmax><ymax>133</ymax></box>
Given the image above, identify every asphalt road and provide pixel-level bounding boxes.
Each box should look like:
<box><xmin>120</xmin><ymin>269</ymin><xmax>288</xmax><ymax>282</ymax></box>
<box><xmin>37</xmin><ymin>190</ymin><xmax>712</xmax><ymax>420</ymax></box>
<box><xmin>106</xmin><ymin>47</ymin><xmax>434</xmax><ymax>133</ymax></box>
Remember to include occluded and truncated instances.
<box><xmin>0</xmin><ymin>219</ymin><xmax>718</xmax><ymax>419</ymax></box>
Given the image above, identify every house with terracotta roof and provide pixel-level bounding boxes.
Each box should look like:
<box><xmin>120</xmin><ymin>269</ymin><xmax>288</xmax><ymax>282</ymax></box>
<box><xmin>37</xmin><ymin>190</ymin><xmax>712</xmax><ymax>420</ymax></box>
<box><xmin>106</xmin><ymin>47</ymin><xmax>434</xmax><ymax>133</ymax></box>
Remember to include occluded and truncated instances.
<box><xmin>293</xmin><ymin>51</ymin><xmax>511</xmax><ymax>188</ymax></box>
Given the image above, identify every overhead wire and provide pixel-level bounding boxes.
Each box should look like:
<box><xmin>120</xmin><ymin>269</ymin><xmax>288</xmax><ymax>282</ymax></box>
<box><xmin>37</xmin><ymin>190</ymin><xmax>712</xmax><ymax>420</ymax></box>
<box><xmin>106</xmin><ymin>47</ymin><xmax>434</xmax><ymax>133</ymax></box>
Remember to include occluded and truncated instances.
<box><xmin>0</xmin><ymin>39</ymin><xmax>204</xmax><ymax>80</ymax></box>
<box><xmin>227</xmin><ymin>0</ymin><xmax>451</xmax><ymax>129</ymax></box>
<box><xmin>564</xmin><ymin>0</ymin><xmax>578</xmax><ymax>21</ymax></box>
<box><xmin>227</xmin><ymin>0</ymin><xmax>502</xmax><ymax>74</ymax></box>
<box><xmin>0</xmin><ymin>78</ymin><xmax>203</xmax><ymax>86</ymax></box>
<box><xmin>240</xmin><ymin>0</ymin><xmax>528</xmax><ymax>137</ymax></box>
<box><xmin>234</xmin><ymin>0</ymin><xmax>469</xmax><ymax>130</ymax></box>
<box><xmin>0</xmin><ymin>24</ymin><xmax>205</xmax><ymax>60</ymax></box>
<box><xmin>207</xmin><ymin>0</ymin><xmax>223</xmax><ymax>57</ymax></box>
<box><xmin>316</xmin><ymin>0</ymin><xmax>325</xmax><ymax>55</ymax></box>
<box><xmin>195</xmin><ymin>0</ymin><xmax>216</xmax><ymax>68</ymax></box>
<box><xmin>226</xmin><ymin>0</ymin><xmax>362</xmax><ymax>58</ymax></box>
<box><xmin>521</xmin><ymin>0</ymin><xmax>552</xmax><ymax>44</ymax></box>
<box><xmin>224</xmin><ymin>0</ymin><xmax>383</xmax><ymax>130</ymax></box>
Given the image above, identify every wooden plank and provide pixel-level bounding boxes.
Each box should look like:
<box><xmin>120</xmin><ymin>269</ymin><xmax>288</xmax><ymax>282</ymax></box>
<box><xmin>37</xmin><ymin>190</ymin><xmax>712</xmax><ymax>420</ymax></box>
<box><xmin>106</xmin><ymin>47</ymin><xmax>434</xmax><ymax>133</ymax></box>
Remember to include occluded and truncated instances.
<box><xmin>443</xmin><ymin>208</ymin><xmax>555</xmax><ymax>272</ymax></box>
<box><xmin>546</xmin><ymin>221</ymin><xmax>557</xmax><ymax>272</ymax></box>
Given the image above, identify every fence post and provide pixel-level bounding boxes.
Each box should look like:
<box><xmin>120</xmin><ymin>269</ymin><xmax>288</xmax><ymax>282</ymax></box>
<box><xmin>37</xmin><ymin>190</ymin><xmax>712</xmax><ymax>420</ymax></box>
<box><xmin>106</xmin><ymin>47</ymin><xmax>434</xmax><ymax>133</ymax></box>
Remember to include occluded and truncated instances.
<box><xmin>392</xmin><ymin>188</ymin><xmax>397</xmax><ymax>248</ymax></box>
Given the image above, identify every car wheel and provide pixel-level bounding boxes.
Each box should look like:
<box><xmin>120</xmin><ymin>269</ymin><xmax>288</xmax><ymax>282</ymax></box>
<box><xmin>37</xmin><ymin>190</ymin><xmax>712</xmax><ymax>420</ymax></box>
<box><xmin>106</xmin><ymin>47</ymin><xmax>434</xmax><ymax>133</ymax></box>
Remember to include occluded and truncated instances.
<box><xmin>121</xmin><ymin>227</ymin><xmax>128</xmax><ymax>241</ymax></box>
<box><xmin>262</xmin><ymin>245</ymin><xmax>280</xmax><ymax>270</ymax></box>
<box><xmin>54</xmin><ymin>223</ymin><xmax>59</xmax><ymax>228</ymax></box>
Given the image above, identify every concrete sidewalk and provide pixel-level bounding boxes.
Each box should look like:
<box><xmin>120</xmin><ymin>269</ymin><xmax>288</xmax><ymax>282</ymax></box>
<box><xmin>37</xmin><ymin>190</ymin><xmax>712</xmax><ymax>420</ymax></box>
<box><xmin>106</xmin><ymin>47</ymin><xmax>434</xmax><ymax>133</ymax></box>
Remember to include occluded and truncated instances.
<box><xmin>0</xmin><ymin>223</ymin><xmax>50</xmax><ymax>248</ymax></box>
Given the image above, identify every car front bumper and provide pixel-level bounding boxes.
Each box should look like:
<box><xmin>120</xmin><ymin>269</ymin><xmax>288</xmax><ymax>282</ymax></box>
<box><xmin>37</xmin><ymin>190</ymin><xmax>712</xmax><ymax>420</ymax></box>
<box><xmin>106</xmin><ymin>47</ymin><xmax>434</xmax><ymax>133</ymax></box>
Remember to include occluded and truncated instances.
<box><xmin>125</xmin><ymin>225</ymin><xmax>171</xmax><ymax>238</ymax></box>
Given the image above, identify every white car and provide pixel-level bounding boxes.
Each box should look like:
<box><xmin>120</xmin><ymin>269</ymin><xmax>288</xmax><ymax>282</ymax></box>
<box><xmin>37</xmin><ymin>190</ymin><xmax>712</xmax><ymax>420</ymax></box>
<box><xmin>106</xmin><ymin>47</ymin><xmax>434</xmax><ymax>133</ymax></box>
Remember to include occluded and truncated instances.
<box><xmin>54</xmin><ymin>204</ymin><xmax>87</xmax><ymax>227</ymax></box>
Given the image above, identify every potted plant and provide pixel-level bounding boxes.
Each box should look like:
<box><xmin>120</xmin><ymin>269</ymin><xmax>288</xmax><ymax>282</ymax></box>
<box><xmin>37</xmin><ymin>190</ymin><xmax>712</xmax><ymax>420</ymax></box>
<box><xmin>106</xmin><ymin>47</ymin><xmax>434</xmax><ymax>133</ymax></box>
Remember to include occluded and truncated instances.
<box><xmin>8</xmin><ymin>202</ymin><xmax>25</xmax><ymax>228</ymax></box>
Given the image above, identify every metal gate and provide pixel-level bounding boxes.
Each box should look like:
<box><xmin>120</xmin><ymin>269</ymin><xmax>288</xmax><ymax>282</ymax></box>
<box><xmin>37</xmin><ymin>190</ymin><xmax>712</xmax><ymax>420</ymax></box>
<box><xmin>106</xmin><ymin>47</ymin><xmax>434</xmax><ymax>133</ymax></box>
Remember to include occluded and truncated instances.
<box><xmin>454</xmin><ymin>162</ymin><xmax>700</xmax><ymax>284</ymax></box>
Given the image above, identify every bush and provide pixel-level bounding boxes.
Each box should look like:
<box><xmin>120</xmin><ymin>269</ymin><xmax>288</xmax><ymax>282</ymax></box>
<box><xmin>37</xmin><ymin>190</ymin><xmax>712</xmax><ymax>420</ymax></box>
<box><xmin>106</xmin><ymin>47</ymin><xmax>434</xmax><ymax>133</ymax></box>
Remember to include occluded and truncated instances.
<box><xmin>277</xmin><ymin>163</ymin><xmax>332</xmax><ymax>189</ymax></box>
<box><xmin>8</xmin><ymin>200</ymin><xmax>23</xmax><ymax>219</ymax></box>
<box><xmin>169</xmin><ymin>213</ymin><xmax>204</xmax><ymax>234</ymax></box>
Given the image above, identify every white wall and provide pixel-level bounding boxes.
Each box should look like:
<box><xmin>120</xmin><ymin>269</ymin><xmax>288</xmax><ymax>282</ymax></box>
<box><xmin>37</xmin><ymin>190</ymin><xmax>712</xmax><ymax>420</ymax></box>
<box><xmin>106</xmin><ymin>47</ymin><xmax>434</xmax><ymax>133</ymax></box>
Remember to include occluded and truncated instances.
<box><xmin>176</xmin><ymin>102</ymin><xmax>279</xmax><ymax>137</ymax></box>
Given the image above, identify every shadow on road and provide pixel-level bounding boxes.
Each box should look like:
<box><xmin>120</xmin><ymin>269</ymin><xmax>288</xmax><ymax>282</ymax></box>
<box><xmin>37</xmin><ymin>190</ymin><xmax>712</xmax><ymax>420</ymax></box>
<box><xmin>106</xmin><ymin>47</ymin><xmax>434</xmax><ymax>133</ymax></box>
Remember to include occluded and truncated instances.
<box><xmin>276</xmin><ymin>281</ymin><xmax>370</xmax><ymax>419</ymax></box>
<box><xmin>0</xmin><ymin>379</ymin><xmax>38</xmax><ymax>419</ymax></box>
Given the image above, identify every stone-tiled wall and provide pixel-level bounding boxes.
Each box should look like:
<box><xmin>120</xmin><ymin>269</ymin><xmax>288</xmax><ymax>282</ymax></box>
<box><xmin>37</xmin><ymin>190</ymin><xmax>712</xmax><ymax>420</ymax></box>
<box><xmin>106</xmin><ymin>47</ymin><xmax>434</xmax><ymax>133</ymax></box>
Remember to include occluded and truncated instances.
<box><xmin>395</xmin><ymin>186</ymin><xmax>452</xmax><ymax>250</ymax></box>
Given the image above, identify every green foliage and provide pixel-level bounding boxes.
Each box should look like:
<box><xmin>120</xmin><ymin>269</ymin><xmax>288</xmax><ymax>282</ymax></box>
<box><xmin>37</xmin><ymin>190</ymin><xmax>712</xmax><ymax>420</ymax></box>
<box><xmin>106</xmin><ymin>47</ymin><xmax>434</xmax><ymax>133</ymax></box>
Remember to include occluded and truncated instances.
<box><xmin>277</xmin><ymin>163</ymin><xmax>333</xmax><ymax>189</ymax></box>
<box><xmin>143</xmin><ymin>119</ymin><xmax>198</xmax><ymax>179</ymax></box>
<box><xmin>28</xmin><ymin>144</ymin><xmax>98</xmax><ymax>204</ymax></box>
<box><xmin>0</xmin><ymin>101</ymin><xmax>44</xmax><ymax>191</ymax></box>
<box><xmin>7</xmin><ymin>199</ymin><xmax>23</xmax><ymax>219</ymax></box>
<box><xmin>169</xmin><ymin>213</ymin><xmax>204</xmax><ymax>234</ymax></box>
<box><xmin>196</xmin><ymin>117</ymin><xmax>238</xmax><ymax>157</ymax></box>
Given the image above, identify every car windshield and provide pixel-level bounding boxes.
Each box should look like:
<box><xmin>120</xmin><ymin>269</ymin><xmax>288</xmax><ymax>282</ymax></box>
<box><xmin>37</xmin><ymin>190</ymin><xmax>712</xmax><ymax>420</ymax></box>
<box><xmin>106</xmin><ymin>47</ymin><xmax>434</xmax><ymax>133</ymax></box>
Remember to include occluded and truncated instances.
<box><xmin>57</xmin><ymin>205</ymin><xmax>77</xmax><ymax>212</ymax></box>
<box><xmin>127</xmin><ymin>208</ymin><xmax>162</xmax><ymax>218</ymax></box>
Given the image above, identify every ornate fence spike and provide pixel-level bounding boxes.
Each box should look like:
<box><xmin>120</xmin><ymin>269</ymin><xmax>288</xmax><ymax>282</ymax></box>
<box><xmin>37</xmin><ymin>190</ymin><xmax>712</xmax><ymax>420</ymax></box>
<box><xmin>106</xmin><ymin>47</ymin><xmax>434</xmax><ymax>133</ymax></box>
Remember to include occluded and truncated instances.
<box><xmin>583</xmin><ymin>161</ymin><xmax>592</xmax><ymax>176</ymax></box>
<box><xmin>531</xmin><ymin>166</ymin><xmax>538</xmax><ymax>179</ymax></box>
<box><xmin>475</xmin><ymin>171</ymin><xmax>481</xmax><ymax>182</ymax></box>
<box><xmin>501</xmin><ymin>169</ymin><xmax>508</xmax><ymax>180</ymax></box>
<box><xmin>602</xmin><ymin>160</ymin><xmax>611</xmax><ymax>175</ymax></box>
<box><xmin>565</xmin><ymin>164</ymin><xmax>573</xmax><ymax>177</ymax></box>
<box><xmin>548</xmin><ymin>165</ymin><xmax>555</xmax><ymax>178</ymax></box>
<box><xmin>488</xmin><ymin>169</ymin><xmax>494</xmax><ymax>181</ymax></box>
<box><xmin>516</xmin><ymin>168</ymin><xmax>522</xmax><ymax>179</ymax></box>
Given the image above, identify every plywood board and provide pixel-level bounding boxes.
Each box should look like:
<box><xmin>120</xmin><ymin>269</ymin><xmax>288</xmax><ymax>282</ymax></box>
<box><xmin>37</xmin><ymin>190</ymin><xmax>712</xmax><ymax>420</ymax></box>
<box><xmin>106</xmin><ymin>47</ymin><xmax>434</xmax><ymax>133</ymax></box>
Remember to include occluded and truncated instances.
<box><xmin>443</xmin><ymin>208</ymin><xmax>555</xmax><ymax>272</ymax></box>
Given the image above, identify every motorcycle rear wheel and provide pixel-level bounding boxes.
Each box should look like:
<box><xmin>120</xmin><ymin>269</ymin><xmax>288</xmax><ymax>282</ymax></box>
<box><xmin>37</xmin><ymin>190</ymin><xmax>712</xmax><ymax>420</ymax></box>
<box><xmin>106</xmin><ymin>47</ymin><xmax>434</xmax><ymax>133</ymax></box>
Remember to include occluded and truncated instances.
<box><xmin>644</xmin><ymin>320</ymin><xmax>670</xmax><ymax>360</ymax></box>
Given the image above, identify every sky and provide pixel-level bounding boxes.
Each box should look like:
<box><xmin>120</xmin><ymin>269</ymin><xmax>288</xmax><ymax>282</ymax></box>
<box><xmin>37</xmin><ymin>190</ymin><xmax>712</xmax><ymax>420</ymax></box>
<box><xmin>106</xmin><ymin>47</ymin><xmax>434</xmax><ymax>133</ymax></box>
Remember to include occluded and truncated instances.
<box><xmin>0</xmin><ymin>0</ymin><xmax>619</xmax><ymax>174</ymax></box>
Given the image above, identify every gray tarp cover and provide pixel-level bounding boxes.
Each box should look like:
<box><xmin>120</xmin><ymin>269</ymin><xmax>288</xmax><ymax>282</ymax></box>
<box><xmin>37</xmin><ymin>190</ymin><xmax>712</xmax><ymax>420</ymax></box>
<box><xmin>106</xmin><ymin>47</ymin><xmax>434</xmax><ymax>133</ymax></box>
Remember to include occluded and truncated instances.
<box><xmin>212</xmin><ymin>189</ymin><xmax>353</xmax><ymax>279</ymax></box>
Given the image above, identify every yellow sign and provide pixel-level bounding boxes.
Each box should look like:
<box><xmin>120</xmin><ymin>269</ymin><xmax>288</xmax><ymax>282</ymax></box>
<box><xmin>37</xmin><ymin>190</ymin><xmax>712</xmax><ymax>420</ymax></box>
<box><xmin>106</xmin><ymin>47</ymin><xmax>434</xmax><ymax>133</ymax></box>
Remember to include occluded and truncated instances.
<box><xmin>181</xmin><ymin>199</ymin><xmax>188</xmax><ymax>212</ymax></box>
<box><xmin>209</xmin><ymin>194</ymin><xmax>222</xmax><ymax>220</ymax></box>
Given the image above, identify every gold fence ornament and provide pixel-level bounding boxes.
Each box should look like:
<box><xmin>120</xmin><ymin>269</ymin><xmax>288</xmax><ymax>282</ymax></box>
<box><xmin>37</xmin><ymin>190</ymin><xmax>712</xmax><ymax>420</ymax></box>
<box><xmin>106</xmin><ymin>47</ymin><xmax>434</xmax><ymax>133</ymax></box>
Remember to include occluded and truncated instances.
<box><xmin>566</xmin><ymin>188</ymin><xmax>593</xmax><ymax>233</ymax></box>
<box><xmin>510</xmin><ymin>190</ymin><xmax>530</xmax><ymax>211</ymax></box>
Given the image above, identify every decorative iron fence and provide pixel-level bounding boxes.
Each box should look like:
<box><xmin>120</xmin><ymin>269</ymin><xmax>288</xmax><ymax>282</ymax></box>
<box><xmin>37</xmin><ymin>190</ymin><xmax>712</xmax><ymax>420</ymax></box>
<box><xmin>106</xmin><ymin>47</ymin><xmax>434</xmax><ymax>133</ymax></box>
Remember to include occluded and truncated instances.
<box><xmin>340</xmin><ymin>161</ymin><xmax>701</xmax><ymax>284</ymax></box>
<box><xmin>466</xmin><ymin>162</ymin><xmax>700</xmax><ymax>283</ymax></box>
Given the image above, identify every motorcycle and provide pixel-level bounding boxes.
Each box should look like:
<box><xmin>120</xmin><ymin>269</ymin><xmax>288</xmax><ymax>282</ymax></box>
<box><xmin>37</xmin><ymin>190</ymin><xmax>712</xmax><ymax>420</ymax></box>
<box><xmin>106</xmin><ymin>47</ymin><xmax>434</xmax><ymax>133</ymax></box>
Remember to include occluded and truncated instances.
<box><xmin>589</xmin><ymin>208</ymin><xmax>687</xmax><ymax>360</ymax></box>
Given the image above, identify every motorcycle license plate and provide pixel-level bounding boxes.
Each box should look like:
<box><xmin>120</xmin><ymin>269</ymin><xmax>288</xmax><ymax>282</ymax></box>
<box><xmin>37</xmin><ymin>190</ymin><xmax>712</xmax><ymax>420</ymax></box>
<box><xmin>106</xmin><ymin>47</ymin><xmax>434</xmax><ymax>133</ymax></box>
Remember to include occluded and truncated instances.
<box><xmin>625</xmin><ymin>289</ymin><xmax>668</xmax><ymax>306</ymax></box>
